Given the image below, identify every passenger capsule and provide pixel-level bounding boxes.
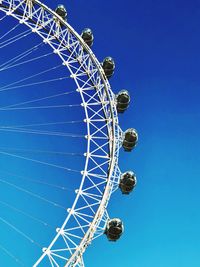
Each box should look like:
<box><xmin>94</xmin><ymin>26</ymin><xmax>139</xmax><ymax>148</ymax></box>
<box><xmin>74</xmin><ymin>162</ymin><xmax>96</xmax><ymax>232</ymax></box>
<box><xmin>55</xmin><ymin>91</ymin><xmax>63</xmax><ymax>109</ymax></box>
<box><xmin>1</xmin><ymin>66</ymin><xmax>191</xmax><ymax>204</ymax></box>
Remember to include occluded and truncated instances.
<box><xmin>105</xmin><ymin>218</ymin><xmax>124</xmax><ymax>241</ymax></box>
<box><xmin>119</xmin><ymin>171</ymin><xmax>137</xmax><ymax>194</ymax></box>
<box><xmin>55</xmin><ymin>4</ymin><xmax>67</xmax><ymax>20</ymax></box>
<box><xmin>122</xmin><ymin>128</ymin><xmax>138</xmax><ymax>152</ymax></box>
<box><xmin>81</xmin><ymin>28</ymin><xmax>94</xmax><ymax>47</ymax></box>
<box><xmin>116</xmin><ymin>90</ymin><xmax>130</xmax><ymax>113</ymax></box>
<box><xmin>102</xmin><ymin>57</ymin><xmax>115</xmax><ymax>79</ymax></box>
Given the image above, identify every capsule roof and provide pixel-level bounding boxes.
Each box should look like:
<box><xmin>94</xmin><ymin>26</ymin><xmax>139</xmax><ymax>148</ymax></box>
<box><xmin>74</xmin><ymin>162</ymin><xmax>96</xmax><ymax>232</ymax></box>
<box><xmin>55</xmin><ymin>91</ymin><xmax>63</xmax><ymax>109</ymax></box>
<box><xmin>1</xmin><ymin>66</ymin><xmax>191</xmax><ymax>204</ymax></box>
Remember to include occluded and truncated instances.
<box><xmin>103</xmin><ymin>57</ymin><xmax>115</xmax><ymax>66</ymax></box>
<box><xmin>123</xmin><ymin>171</ymin><xmax>136</xmax><ymax>177</ymax></box>
<box><xmin>108</xmin><ymin>218</ymin><xmax>123</xmax><ymax>224</ymax></box>
<box><xmin>125</xmin><ymin>128</ymin><xmax>138</xmax><ymax>134</ymax></box>
<box><xmin>82</xmin><ymin>28</ymin><xmax>93</xmax><ymax>35</ymax></box>
<box><xmin>117</xmin><ymin>89</ymin><xmax>130</xmax><ymax>95</ymax></box>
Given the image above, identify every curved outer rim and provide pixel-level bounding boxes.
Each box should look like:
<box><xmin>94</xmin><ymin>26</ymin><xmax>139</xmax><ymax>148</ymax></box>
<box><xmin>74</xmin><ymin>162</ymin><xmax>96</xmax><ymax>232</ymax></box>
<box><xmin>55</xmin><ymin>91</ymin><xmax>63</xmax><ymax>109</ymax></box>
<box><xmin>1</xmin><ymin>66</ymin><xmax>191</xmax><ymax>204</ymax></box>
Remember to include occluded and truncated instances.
<box><xmin>0</xmin><ymin>0</ymin><xmax>121</xmax><ymax>266</ymax></box>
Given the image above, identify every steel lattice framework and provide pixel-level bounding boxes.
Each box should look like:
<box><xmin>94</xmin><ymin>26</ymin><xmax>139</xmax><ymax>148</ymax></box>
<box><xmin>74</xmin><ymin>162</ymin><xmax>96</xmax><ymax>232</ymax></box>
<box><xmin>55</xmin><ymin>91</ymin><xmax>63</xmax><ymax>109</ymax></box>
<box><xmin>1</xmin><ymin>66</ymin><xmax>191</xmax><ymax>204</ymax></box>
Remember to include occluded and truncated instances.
<box><xmin>0</xmin><ymin>0</ymin><xmax>124</xmax><ymax>266</ymax></box>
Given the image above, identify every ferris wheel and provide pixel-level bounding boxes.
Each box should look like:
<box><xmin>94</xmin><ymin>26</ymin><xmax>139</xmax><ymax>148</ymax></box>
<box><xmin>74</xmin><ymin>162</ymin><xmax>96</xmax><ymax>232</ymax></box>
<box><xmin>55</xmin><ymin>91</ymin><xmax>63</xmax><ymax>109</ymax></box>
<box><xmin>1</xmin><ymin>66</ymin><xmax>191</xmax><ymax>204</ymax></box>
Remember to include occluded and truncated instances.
<box><xmin>0</xmin><ymin>1</ymin><xmax>138</xmax><ymax>266</ymax></box>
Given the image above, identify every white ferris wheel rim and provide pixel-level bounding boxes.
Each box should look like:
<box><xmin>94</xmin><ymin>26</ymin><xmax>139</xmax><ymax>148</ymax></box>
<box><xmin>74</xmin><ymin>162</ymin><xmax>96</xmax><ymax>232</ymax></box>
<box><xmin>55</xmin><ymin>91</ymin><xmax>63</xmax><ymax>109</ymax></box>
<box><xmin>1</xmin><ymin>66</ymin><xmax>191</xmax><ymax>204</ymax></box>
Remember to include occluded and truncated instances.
<box><xmin>0</xmin><ymin>0</ymin><xmax>122</xmax><ymax>266</ymax></box>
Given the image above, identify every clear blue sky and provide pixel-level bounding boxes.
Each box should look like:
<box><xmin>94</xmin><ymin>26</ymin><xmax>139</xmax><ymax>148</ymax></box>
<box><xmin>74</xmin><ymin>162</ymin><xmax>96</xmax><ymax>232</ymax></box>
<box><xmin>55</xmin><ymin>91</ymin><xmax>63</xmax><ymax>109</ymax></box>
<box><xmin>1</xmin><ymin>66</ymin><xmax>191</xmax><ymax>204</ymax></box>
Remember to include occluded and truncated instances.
<box><xmin>65</xmin><ymin>1</ymin><xmax>199</xmax><ymax>266</ymax></box>
<box><xmin>0</xmin><ymin>0</ymin><xmax>200</xmax><ymax>267</ymax></box>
